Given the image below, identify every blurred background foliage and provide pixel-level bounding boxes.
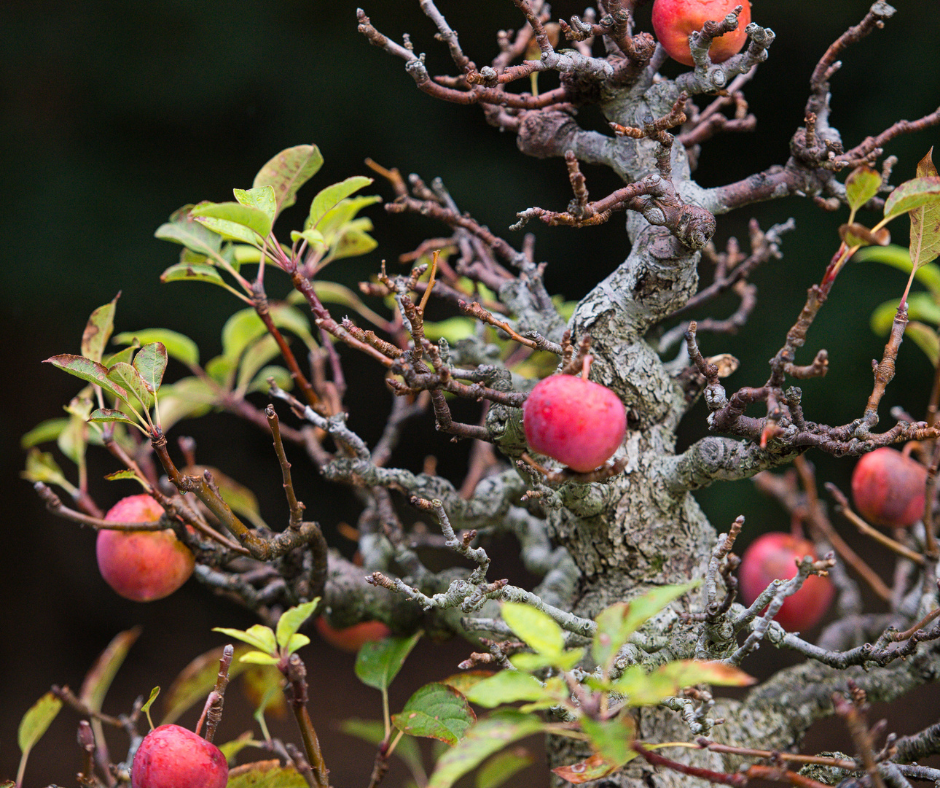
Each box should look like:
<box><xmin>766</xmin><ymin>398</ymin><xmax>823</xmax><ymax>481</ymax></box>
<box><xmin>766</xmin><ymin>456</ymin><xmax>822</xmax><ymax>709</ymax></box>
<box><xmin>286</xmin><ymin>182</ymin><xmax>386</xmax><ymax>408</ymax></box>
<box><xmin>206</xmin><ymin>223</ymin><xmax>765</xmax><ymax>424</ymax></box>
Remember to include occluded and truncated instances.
<box><xmin>2</xmin><ymin>1</ymin><xmax>939</xmax><ymax>784</ymax></box>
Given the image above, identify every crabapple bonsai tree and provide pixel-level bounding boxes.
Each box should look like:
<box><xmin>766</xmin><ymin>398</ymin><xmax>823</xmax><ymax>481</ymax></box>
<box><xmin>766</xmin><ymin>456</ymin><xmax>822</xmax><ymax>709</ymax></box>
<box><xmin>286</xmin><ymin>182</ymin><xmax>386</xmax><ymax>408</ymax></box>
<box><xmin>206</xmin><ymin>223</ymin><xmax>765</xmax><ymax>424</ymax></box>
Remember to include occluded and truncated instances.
<box><xmin>16</xmin><ymin>1</ymin><xmax>940</xmax><ymax>787</ymax></box>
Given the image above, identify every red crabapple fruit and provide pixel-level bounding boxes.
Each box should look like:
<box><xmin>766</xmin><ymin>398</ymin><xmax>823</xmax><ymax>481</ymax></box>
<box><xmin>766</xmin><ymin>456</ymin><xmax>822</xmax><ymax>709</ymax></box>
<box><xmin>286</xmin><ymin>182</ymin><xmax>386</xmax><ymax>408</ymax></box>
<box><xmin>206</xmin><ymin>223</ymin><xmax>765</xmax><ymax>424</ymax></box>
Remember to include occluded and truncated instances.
<box><xmin>851</xmin><ymin>447</ymin><xmax>927</xmax><ymax>529</ymax></box>
<box><xmin>739</xmin><ymin>533</ymin><xmax>834</xmax><ymax>632</ymax></box>
<box><xmin>96</xmin><ymin>494</ymin><xmax>195</xmax><ymax>602</ymax></box>
<box><xmin>131</xmin><ymin>724</ymin><xmax>227</xmax><ymax>788</ymax></box>
<box><xmin>652</xmin><ymin>0</ymin><xmax>751</xmax><ymax>67</ymax></box>
<box><xmin>523</xmin><ymin>372</ymin><xmax>627</xmax><ymax>473</ymax></box>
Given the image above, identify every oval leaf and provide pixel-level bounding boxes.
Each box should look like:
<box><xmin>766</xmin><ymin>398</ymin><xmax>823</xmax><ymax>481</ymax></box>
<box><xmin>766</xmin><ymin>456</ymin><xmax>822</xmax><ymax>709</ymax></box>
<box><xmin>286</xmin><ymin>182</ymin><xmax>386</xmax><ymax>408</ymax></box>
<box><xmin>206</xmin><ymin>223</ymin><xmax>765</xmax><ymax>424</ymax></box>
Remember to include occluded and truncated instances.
<box><xmin>107</xmin><ymin>361</ymin><xmax>153</xmax><ymax>410</ymax></box>
<box><xmin>44</xmin><ymin>354</ymin><xmax>131</xmax><ymax>403</ymax></box>
<box><xmin>192</xmin><ymin>201</ymin><xmax>272</xmax><ymax>240</ymax></box>
<box><xmin>18</xmin><ymin>692</ymin><xmax>63</xmax><ymax>754</ymax></box>
<box><xmin>213</xmin><ymin>624</ymin><xmax>277</xmax><ymax>655</ymax></box>
<box><xmin>501</xmin><ymin>603</ymin><xmax>563</xmax><ymax>658</ymax></box>
<box><xmin>226</xmin><ymin>760</ymin><xmax>308</xmax><ymax>788</ymax></box>
<box><xmin>306</xmin><ymin>176</ymin><xmax>374</xmax><ymax>230</ymax></box>
<box><xmin>114</xmin><ymin>329</ymin><xmax>199</xmax><ymax>367</ymax></box>
<box><xmin>160</xmin><ymin>262</ymin><xmax>227</xmax><ymax>287</ymax></box>
<box><xmin>88</xmin><ymin>408</ymin><xmax>140</xmax><ymax>426</ymax></box>
<box><xmin>465</xmin><ymin>671</ymin><xmax>548</xmax><ymax>708</ymax></box>
<box><xmin>233</xmin><ymin>186</ymin><xmax>277</xmax><ymax>224</ymax></box>
<box><xmin>845</xmin><ymin>165</ymin><xmax>882</xmax><ymax>212</ymax></box>
<box><xmin>275</xmin><ymin>600</ymin><xmax>321</xmax><ymax>651</ymax></box>
<box><xmin>81</xmin><ymin>295</ymin><xmax>119</xmax><ymax>364</ymax></box>
<box><xmin>427</xmin><ymin>710</ymin><xmax>546</xmax><ymax>788</ymax></box>
<box><xmin>155</xmin><ymin>206</ymin><xmax>223</xmax><ymax>257</ymax></box>
<box><xmin>392</xmin><ymin>683</ymin><xmax>476</xmax><ymax>745</ymax></box>
<box><xmin>355</xmin><ymin>632</ymin><xmax>422</xmax><ymax>691</ymax></box>
<box><xmin>883</xmin><ymin>175</ymin><xmax>940</xmax><ymax>223</ymax></box>
<box><xmin>134</xmin><ymin>343</ymin><xmax>168</xmax><ymax>394</ymax></box>
<box><xmin>253</xmin><ymin>144</ymin><xmax>324</xmax><ymax>213</ymax></box>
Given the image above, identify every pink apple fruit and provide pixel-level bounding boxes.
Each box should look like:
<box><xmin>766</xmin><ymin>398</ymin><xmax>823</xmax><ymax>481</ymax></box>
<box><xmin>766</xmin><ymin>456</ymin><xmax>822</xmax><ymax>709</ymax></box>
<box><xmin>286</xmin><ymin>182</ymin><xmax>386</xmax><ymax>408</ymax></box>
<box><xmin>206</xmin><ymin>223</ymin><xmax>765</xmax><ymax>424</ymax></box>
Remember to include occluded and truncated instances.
<box><xmin>523</xmin><ymin>373</ymin><xmax>627</xmax><ymax>472</ymax></box>
<box><xmin>739</xmin><ymin>533</ymin><xmax>834</xmax><ymax>632</ymax></box>
<box><xmin>652</xmin><ymin>0</ymin><xmax>751</xmax><ymax>67</ymax></box>
<box><xmin>131</xmin><ymin>724</ymin><xmax>227</xmax><ymax>788</ymax></box>
<box><xmin>96</xmin><ymin>494</ymin><xmax>195</xmax><ymax>602</ymax></box>
<box><xmin>851</xmin><ymin>447</ymin><xmax>927</xmax><ymax>529</ymax></box>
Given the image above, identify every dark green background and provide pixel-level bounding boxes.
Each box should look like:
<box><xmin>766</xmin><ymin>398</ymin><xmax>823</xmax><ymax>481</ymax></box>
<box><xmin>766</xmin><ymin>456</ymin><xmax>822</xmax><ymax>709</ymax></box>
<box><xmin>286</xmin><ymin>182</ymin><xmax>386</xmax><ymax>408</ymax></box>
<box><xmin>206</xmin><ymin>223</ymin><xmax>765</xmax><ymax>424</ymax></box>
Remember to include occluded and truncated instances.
<box><xmin>2</xmin><ymin>1</ymin><xmax>939</xmax><ymax>784</ymax></box>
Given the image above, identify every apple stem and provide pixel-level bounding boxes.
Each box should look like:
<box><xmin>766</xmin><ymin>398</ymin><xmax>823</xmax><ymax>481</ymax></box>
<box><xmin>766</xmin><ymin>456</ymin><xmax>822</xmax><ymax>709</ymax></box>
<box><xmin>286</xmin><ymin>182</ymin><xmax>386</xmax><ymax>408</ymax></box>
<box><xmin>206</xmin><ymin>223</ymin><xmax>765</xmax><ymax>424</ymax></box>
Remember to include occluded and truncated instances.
<box><xmin>581</xmin><ymin>354</ymin><xmax>593</xmax><ymax>381</ymax></box>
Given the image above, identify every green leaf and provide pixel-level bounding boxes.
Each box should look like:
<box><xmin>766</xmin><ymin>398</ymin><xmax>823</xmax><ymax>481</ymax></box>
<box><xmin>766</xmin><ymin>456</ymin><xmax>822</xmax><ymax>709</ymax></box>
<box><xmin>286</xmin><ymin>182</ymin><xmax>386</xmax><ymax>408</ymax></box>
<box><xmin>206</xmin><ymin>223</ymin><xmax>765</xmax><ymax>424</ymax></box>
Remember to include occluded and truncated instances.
<box><xmin>612</xmin><ymin>660</ymin><xmax>754</xmax><ymax>707</ymax></box>
<box><xmin>306</xmin><ymin>176</ymin><xmax>373</xmax><ymax>230</ymax></box>
<box><xmin>81</xmin><ymin>295</ymin><xmax>119</xmax><ymax>363</ymax></box>
<box><xmin>18</xmin><ymin>692</ymin><xmax>62</xmax><ymax>754</ymax></box>
<box><xmin>191</xmin><ymin>201</ymin><xmax>272</xmax><ymax>240</ymax></box>
<box><xmin>476</xmin><ymin>748</ymin><xmax>534</xmax><ymax>788</ymax></box>
<box><xmin>317</xmin><ymin>195</ymin><xmax>382</xmax><ymax>240</ymax></box>
<box><xmin>104</xmin><ymin>469</ymin><xmax>142</xmax><ymax>482</ymax></box>
<box><xmin>883</xmin><ymin>175</ymin><xmax>940</xmax><ymax>223</ymax></box>
<box><xmin>88</xmin><ymin>408</ymin><xmax>140</xmax><ymax>427</ymax></box>
<box><xmin>906</xmin><ymin>320</ymin><xmax>940</xmax><ymax>365</ymax></box>
<box><xmin>239</xmin><ymin>652</ymin><xmax>281</xmax><ymax>666</ymax></box>
<box><xmin>854</xmin><ymin>245</ymin><xmax>940</xmax><ymax>299</ymax></box>
<box><xmin>21</xmin><ymin>418</ymin><xmax>70</xmax><ymax>449</ymax></box>
<box><xmin>103</xmin><ymin>344</ymin><xmax>137</xmax><ymax>368</ymax></box>
<box><xmin>141</xmin><ymin>686</ymin><xmax>161</xmax><ymax>718</ymax></box>
<box><xmin>253</xmin><ymin>144</ymin><xmax>324</xmax><ymax>213</ymax></box>
<box><xmin>422</xmin><ymin>317</ymin><xmax>476</xmax><ymax>343</ymax></box>
<box><xmin>580</xmin><ymin>715</ymin><xmax>635</xmax><ymax>766</ymax></box>
<box><xmin>331</xmin><ymin>227</ymin><xmax>378</xmax><ymax>260</ymax></box>
<box><xmin>236</xmin><ymin>335</ymin><xmax>281</xmax><ymax>393</ymax></box>
<box><xmin>160</xmin><ymin>262</ymin><xmax>229</xmax><ymax>288</ymax></box>
<box><xmin>501</xmin><ymin>603</ymin><xmax>563</xmax><ymax>659</ymax></box>
<box><xmin>464</xmin><ymin>671</ymin><xmax>549</xmax><ymax>708</ymax></box>
<box><xmin>226</xmin><ymin>760</ymin><xmax>309</xmax><ymax>788</ymax></box>
<box><xmin>290</xmin><ymin>228</ymin><xmax>326</xmax><ymax>247</ymax></box>
<box><xmin>234</xmin><ymin>185</ymin><xmax>277</xmax><ymax>225</ymax></box>
<box><xmin>161</xmin><ymin>645</ymin><xmax>253</xmax><ymax>725</ymax></box>
<box><xmin>222</xmin><ymin>305</ymin><xmax>314</xmax><ymax>362</ymax></box>
<box><xmin>427</xmin><ymin>710</ymin><xmax>546</xmax><ymax>788</ymax></box>
<box><xmin>285</xmin><ymin>634</ymin><xmax>310</xmax><ymax>654</ymax></box>
<box><xmin>355</xmin><ymin>632</ymin><xmax>422</xmax><ymax>691</ymax></box>
<box><xmin>107</xmin><ymin>361</ymin><xmax>153</xmax><ymax>411</ymax></box>
<box><xmin>134</xmin><ymin>343</ymin><xmax>168</xmax><ymax>395</ymax></box>
<box><xmin>21</xmin><ymin>448</ymin><xmax>73</xmax><ymax>489</ymax></box>
<box><xmin>247</xmin><ymin>365</ymin><xmax>292</xmax><ymax>394</ymax></box>
<box><xmin>213</xmin><ymin>624</ymin><xmax>278</xmax><ymax>655</ymax></box>
<box><xmin>393</xmin><ymin>683</ymin><xmax>476</xmax><ymax>745</ymax></box>
<box><xmin>80</xmin><ymin>629</ymin><xmax>143</xmax><ymax>713</ymax></box>
<box><xmin>871</xmin><ymin>293</ymin><xmax>940</xmax><ymax>334</ymax></box>
<box><xmin>158</xmin><ymin>377</ymin><xmax>218</xmax><ymax>430</ymax></box>
<box><xmin>155</xmin><ymin>205</ymin><xmax>223</xmax><ymax>257</ymax></box>
<box><xmin>845</xmin><ymin>165</ymin><xmax>882</xmax><ymax>212</ymax></box>
<box><xmin>591</xmin><ymin>583</ymin><xmax>698</xmax><ymax>671</ymax></box>
<box><xmin>509</xmin><ymin>648</ymin><xmax>585</xmax><ymax>673</ymax></box>
<box><xmin>438</xmin><ymin>672</ymin><xmax>496</xmax><ymax>696</ymax></box>
<box><xmin>909</xmin><ymin>150</ymin><xmax>940</xmax><ymax>271</ymax></box>
<box><xmin>276</xmin><ymin>600</ymin><xmax>321</xmax><ymax>651</ymax></box>
<box><xmin>115</xmin><ymin>329</ymin><xmax>199</xmax><ymax>367</ymax></box>
<box><xmin>44</xmin><ymin>354</ymin><xmax>131</xmax><ymax>403</ymax></box>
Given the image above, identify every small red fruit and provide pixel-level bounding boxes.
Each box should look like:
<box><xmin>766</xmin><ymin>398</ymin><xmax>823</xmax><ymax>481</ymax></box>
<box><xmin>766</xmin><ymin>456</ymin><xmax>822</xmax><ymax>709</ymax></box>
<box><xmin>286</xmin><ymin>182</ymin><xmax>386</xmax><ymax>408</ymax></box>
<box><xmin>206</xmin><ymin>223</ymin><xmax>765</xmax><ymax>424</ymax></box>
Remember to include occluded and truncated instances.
<box><xmin>739</xmin><ymin>533</ymin><xmax>834</xmax><ymax>632</ymax></box>
<box><xmin>851</xmin><ymin>447</ymin><xmax>927</xmax><ymax>529</ymax></box>
<box><xmin>652</xmin><ymin>0</ymin><xmax>751</xmax><ymax>67</ymax></box>
<box><xmin>131</xmin><ymin>724</ymin><xmax>228</xmax><ymax>788</ymax></box>
<box><xmin>523</xmin><ymin>373</ymin><xmax>627</xmax><ymax>473</ymax></box>
<box><xmin>315</xmin><ymin>616</ymin><xmax>391</xmax><ymax>653</ymax></box>
<box><xmin>96</xmin><ymin>494</ymin><xmax>195</xmax><ymax>602</ymax></box>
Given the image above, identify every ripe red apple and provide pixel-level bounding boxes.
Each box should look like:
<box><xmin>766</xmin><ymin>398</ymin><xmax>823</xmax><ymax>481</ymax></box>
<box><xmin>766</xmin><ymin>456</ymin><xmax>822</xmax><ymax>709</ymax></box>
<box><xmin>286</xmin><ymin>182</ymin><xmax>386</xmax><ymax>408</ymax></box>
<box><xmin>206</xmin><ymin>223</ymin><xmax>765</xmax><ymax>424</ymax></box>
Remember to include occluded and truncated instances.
<box><xmin>523</xmin><ymin>373</ymin><xmax>627</xmax><ymax>473</ymax></box>
<box><xmin>96</xmin><ymin>494</ymin><xmax>195</xmax><ymax>602</ymax></box>
<box><xmin>851</xmin><ymin>447</ymin><xmax>927</xmax><ymax>529</ymax></box>
<box><xmin>315</xmin><ymin>615</ymin><xmax>391</xmax><ymax>653</ymax></box>
<box><xmin>739</xmin><ymin>533</ymin><xmax>834</xmax><ymax>632</ymax></box>
<box><xmin>131</xmin><ymin>724</ymin><xmax>227</xmax><ymax>788</ymax></box>
<box><xmin>652</xmin><ymin>0</ymin><xmax>751</xmax><ymax>67</ymax></box>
